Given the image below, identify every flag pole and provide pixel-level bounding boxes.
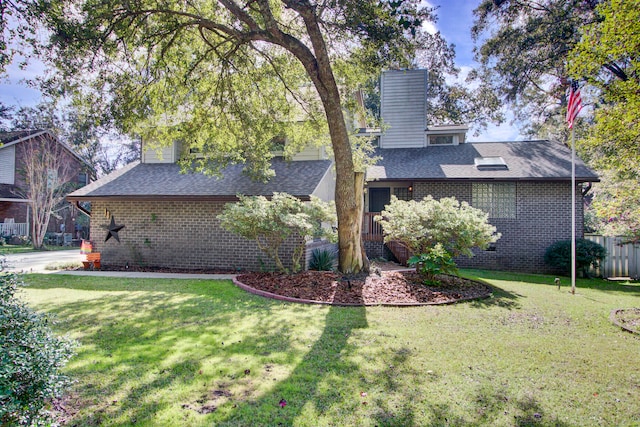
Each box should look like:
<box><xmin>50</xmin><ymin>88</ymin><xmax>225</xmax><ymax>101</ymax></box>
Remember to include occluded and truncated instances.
<box><xmin>571</xmin><ymin>126</ymin><xmax>576</xmax><ymax>294</ymax></box>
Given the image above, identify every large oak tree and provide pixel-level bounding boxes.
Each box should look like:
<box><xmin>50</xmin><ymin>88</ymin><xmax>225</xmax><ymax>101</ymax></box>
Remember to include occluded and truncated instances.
<box><xmin>34</xmin><ymin>0</ymin><xmax>440</xmax><ymax>273</ymax></box>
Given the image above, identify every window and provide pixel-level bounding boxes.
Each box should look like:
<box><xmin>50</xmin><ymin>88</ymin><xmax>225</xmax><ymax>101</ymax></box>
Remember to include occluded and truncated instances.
<box><xmin>472</xmin><ymin>183</ymin><xmax>516</xmax><ymax>219</ymax></box>
<box><xmin>78</xmin><ymin>172</ymin><xmax>88</xmax><ymax>186</ymax></box>
<box><xmin>429</xmin><ymin>135</ymin><xmax>454</xmax><ymax>145</ymax></box>
<box><xmin>393</xmin><ymin>187</ymin><xmax>412</xmax><ymax>201</ymax></box>
<box><xmin>474</xmin><ymin>156</ymin><xmax>508</xmax><ymax>171</ymax></box>
<box><xmin>46</xmin><ymin>169</ymin><xmax>58</xmax><ymax>189</ymax></box>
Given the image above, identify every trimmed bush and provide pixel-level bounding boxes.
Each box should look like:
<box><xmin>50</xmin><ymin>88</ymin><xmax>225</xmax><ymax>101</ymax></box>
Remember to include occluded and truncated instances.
<box><xmin>376</xmin><ymin>196</ymin><xmax>500</xmax><ymax>283</ymax></box>
<box><xmin>218</xmin><ymin>193</ymin><xmax>336</xmax><ymax>273</ymax></box>
<box><xmin>1</xmin><ymin>272</ymin><xmax>76</xmax><ymax>426</ymax></box>
<box><xmin>544</xmin><ymin>239</ymin><xmax>607</xmax><ymax>277</ymax></box>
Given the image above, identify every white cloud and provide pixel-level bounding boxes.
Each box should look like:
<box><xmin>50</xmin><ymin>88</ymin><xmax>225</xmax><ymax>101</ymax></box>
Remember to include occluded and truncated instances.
<box><xmin>422</xmin><ymin>20</ymin><xmax>438</xmax><ymax>35</ymax></box>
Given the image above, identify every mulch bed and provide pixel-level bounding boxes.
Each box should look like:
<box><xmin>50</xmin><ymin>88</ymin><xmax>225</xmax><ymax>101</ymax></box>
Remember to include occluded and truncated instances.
<box><xmin>610</xmin><ymin>308</ymin><xmax>640</xmax><ymax>334</ymax></box>
<box><xmin>98</xmin><ymin>263</ymin><xmax>492</xmax><ymax>306</ymax></box>
<box><xmin>235</xmin><ymin>270</ymin><xmax>493</xmax><ymax>306</ymax></box>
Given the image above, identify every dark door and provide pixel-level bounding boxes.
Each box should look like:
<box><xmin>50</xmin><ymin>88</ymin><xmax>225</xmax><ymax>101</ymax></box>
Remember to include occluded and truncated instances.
<box><xmin>369</xmin><ymin>187</ymin><xmax>391</xmax><ymax>212</ymax></box>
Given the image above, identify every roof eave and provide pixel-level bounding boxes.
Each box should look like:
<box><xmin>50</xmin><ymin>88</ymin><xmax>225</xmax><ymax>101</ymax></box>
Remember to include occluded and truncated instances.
<box><xmin>367</xmin><ymin>177</ymin><xmax>600</xmax><ymax>183</ymax></box>
<box><xmin>66</xmin><ymin>194</ymin><xmax>313</xmax><ymax>203</ymax></box>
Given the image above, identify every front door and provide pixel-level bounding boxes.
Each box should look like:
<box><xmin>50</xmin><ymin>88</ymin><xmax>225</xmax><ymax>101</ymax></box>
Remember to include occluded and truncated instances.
<box><xmin>369</xmin><ymin>187</ymin><xmax>391</xmax><ymax>213</ymax></box>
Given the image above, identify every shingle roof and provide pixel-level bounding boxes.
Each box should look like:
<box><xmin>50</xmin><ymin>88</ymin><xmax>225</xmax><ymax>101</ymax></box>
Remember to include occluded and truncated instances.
<box><xmin>367</xmin><ymin>140</ymin><xmax>599</xmax><ymax>182</ymax></box>
<box><xmin>0</xmin><ymin>129</ymin><xmax>43</xmax><ymax>144</ymax></box>
<box><xmin>68</xmin><ymin>157</ymin><xmax>334</xmax><ymax>200</ymax></box>
<box><xmin>0</xmin><ymin>129</ymin><xmax>94</xmax><ymax>171</ymax></box>
<box><xmin>0</xmin><ymin>129</ymin><xmax>48</xmax><ymax>144</ymax></box>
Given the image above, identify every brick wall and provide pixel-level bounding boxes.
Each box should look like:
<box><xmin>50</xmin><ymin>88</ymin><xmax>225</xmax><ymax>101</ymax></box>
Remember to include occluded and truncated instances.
<box><xmin>410</xmin><ymin>181</ymin><xmax>584</xmax><ymax>274</ymax></box>
<box><xmin>90</xmin><ymin>200</ymin><xmax>310</xmax><ymax>271</ymax></box>
<box><xmin>0</xmin><ymin>202</ymin><xmax>28</xmax><ymax>224</ymax></box>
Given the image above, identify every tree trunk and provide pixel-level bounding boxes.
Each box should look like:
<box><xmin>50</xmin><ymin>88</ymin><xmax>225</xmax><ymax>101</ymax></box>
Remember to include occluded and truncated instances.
<box><xmin>319</xmin><ymin>89</ymin><xmax>368</xmax><ymax>274</ymax></box>
<box><xmin>268</xmin><ymin>3</ymin><xmax>368</xmax><ymax>274</ymax></box>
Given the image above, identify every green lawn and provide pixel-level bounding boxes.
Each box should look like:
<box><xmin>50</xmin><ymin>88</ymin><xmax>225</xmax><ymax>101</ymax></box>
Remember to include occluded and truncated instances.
<box><xmin>0</xmin><ymin>244</ymin><xmax>74</xmax><ymax>254</ymax></box>
<box><xmin>20</xmin><ymin>271</ymin><xmax>640</xmax><ymax>427</ymax></box>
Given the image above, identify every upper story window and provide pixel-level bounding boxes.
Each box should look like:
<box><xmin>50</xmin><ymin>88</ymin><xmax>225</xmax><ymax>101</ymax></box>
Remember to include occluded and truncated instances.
<box><xmin>427</xmin><ymin>134</ymin><xmax>461</xmax><ymax>146</ymax></box>
<box><xmin>429</xmin><ymin>135</ymin><xmax>454</xmax><ymax>145</ymax></box>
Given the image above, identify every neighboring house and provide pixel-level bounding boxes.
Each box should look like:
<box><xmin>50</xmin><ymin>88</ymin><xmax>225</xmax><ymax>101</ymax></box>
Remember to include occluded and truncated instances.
<box><xmin>67</xmin><ymin>69</ymin><xmax>599</xmax><ymax>273</ymax></box>
<box><xmin>0</xmin><ymin>129</ymin><xmax>93</xmax><ymax>242</ymax></box>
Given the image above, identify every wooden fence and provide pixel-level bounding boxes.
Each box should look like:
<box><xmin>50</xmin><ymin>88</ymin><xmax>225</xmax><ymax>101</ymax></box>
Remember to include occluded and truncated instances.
<box><xmin>585</xmin><ymin>234</ymin><xmax>640</xmax><ymax>279</ymax></box>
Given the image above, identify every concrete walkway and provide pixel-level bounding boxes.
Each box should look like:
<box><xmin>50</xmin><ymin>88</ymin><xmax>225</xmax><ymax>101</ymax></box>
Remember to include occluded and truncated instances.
<box><xmin>2</xmin><ymin>249</ymin><xmax>236</xmax><ymax>280</ymax></box>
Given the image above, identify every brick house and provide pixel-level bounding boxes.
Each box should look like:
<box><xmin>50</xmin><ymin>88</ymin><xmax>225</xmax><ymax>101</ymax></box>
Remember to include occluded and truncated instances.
<box><xmin>361</xmin><ymin>70</ymin><xmax>599</xmax><ymax>273</ymax></box>
<box><xmin>0</xmin><ymin>129</ymin><xmax>93</xmax><ymax>243</ymax></box>
<box><xmin>68</xmin><ymin>69</ymin><xmax>598</xmax><ymax>273</ymax></box>
<box><xmin>67</xmin><ymin>145</ymin><xmax>336</xmax><ymax>271</ymax></box>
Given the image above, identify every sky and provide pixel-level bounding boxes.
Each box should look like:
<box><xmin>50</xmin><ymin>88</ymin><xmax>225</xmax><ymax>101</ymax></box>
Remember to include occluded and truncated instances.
<box><xmin>0</xmin><ymin>0</ymin><xmax>522</xmax><ymax>142</ymax></box>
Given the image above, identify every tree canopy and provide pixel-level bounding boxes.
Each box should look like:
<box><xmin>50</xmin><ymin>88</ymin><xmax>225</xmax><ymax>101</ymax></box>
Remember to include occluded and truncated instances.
<box><xmin>568</xmin><ymin>0</ymin><xmax>640</xmax><ymax>241</ymax></box>
<box><xmin>33</xmin><ymin>0</ymin><xmax>444</xmax><ymax>273</ymax></box>
<box><xmin>470</xmin><ymin>0</ymin><xmax>599</xmax><ymax>137</ymax></box>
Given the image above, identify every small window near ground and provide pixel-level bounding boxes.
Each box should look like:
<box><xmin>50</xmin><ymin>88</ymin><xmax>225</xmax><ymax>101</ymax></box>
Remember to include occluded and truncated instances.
<box><xmin>472</xmin><ymin>183</ymin><xmax>516</xmax><ymax>219</ymax></box>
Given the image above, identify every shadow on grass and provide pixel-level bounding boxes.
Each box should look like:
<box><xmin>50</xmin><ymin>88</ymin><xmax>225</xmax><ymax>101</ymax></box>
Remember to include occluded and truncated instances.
<box><xmin>215</xmin><ymin>304</ymin><xmax>368</xmax><ymax>426</ymax></box>
<box><xmin>464</xmin><ymin>269</ymin><xmax>640</xmax><ymax>296</ymax></box>
<box><xmin>22</xmin><ymin>273</ymin><xmax>586</xmax><ymax>426</ymax></box>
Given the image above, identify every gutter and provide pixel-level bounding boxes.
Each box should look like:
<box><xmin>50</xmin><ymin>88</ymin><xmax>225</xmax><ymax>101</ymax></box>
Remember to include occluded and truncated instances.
<box><xmin>74</xmin><ymin>201</ymin><xmax>92</xmax><ymax>217</ymax></box>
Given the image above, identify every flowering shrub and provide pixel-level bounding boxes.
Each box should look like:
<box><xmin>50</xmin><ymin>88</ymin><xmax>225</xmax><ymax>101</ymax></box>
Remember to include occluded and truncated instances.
<box><xmin>0</xmin><ymin>272</ymin><xmax>76</xmax><ymax>426</ymax></box>
<box><xmin>376</xmin><ymin>196</ymin><xmax>501</xmax><ymax>281</ymax></box>
<box><xmin>218</xmin><ymin>193</ymin><xmax>336</xmax><ymax>273</ymax></box>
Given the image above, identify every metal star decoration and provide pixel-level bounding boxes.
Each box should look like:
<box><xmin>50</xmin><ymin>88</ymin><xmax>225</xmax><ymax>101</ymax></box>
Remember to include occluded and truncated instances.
<box><xmin>102</xmin><ymin>216</ymin><xmax>125</xmax><ymax>242</ymax></box>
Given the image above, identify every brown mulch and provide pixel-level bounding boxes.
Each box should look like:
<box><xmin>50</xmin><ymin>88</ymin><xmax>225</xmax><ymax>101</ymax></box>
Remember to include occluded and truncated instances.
<box><xmin>235</xmin><ymin>269</ymin><xmax>492</xmax><ymax>306</ymax></box>
<box><xmin>97</xmin><ymin>262</ymin><xmax>492</xmax><ymax>306</ymax></box>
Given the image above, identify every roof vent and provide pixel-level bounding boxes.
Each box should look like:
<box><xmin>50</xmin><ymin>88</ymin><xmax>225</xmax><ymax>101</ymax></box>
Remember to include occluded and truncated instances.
<box><xmin>475</xmin><ymin>156</ymin><xmax>508</xmax><ymax>171</ymax></box>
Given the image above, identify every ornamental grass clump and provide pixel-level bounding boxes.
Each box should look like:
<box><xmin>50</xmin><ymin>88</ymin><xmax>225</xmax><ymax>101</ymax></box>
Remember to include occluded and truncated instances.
<box><xmin>308</xmin><ymin>248</ymin><xmax>338</xmax><ymax>271</ymax></box>
<box><xmin>376</xmin><ymin>196</ymin><xmax>500</xmax><ymax>284</ymax></box>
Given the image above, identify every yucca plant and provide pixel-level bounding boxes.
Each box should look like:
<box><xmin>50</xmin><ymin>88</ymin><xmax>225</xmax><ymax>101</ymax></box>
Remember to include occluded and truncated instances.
<box><xmin>308</xmin><ymin>248</ymin><xmax>337</xmax><ymax>271</ymax></box>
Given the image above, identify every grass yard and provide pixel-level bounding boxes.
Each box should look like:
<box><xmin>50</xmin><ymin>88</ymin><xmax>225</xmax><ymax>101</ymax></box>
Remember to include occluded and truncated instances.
<box><xmin>19</xmin><ymin>271</ymin><xmax>640</xmax><ymax>427</ymax></box>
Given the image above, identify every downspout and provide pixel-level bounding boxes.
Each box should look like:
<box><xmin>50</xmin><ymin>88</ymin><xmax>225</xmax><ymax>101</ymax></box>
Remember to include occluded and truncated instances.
<box><xmin>74</xmin><ymin>201</ymin><xmax>91</xmax><ymax>217</ymax></box>
<box><xmin>582</xmin><ymin>182</ymin><xmax>593</xmax><ymax>197</ymax></box>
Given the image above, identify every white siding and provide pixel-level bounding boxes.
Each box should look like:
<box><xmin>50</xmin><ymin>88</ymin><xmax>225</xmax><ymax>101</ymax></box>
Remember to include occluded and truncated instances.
<box><xmin>310</xmin><ymin>163</ymin><xmax>336</xmax><ymax>202</ymax></box>
<box><xmin>142</xmin><ymin>141</ymin><xmax>180</xmax><ymax>163</ymax></box>
<box><xmin>0</xmin><ymin>146</ymin><xmax>15</xmax><ymax>184</ymax></box>
<box><xmin>380</xmin><ymin>69</ymin><xmax>428</xmax><ymax>148</ymax></box>
<box><xmin>292</xmin><ymin>145</ymin><xmax>327</xmax><ymax>161</ymax></box>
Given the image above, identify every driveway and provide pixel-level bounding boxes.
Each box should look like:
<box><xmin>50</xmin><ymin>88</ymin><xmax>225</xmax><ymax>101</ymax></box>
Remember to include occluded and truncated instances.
<box><xmin>2</xmin><ymin>249</ymin><xmax>84</xmax><ymax>274</ymax></box>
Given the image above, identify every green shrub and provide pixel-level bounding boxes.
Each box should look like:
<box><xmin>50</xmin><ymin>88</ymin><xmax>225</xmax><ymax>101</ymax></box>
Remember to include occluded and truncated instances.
<box><xmin>544</xmin><ymin>239</ymin><xmax>607</xmax><ymax>277</ymax></box>
<box><xmin>218</xmin><ymin>193</ymin><xmax>336</xmax><ymax>273</ymax></box>
<box><xmin>0</xmin><ymin>272</ymin><xmax>76</xmax><ymax>426</ymax></box>
<box><xmin>309</xmin><ymin>248</ymin><xmax>337</xmax><ymax>271</ymax></box>
<box><xmin>408</xmin><ymin>243</ymin><xmax>459</xmax><ymax>284</ymax></box>
<box><xmin>376</xmin><ymin>196</ymin><xmax>500</xmax><ymax>281</ymax></box>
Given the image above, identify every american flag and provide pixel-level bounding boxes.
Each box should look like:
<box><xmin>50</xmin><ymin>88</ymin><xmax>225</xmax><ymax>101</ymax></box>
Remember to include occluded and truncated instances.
<box><xmin>566</xmin><ymin>80</ymin><xmax>582</xmax><ymax>129</ymax></box>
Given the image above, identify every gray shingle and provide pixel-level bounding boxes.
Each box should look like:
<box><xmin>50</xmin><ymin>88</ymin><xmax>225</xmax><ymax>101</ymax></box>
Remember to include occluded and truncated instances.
<box><xmin>368</xmin><ymin>140</ymin><xmax>598</xmax><ymax>181</ymax></box>
<box><xmin>68</xmin><ymin>157</ymin><xmax>333</xmax><ymax>199</ymax></box>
